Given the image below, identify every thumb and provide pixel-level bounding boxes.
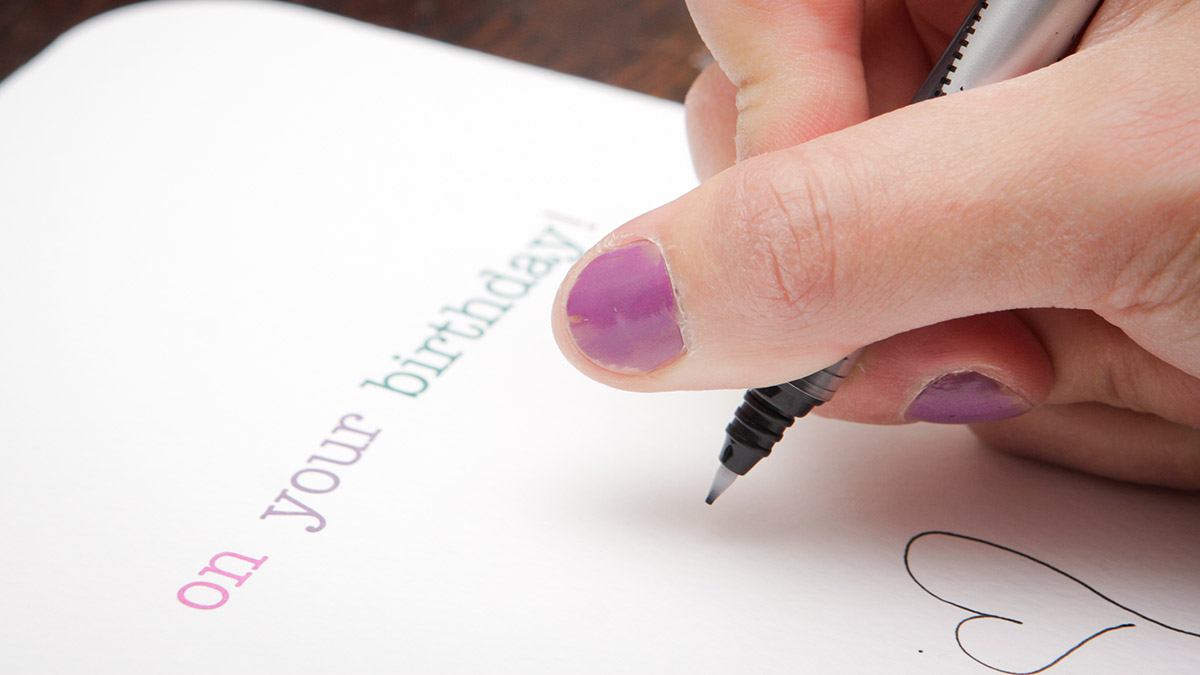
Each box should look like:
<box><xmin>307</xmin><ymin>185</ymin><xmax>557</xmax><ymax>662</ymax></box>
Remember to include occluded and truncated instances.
<box><xmin>552</xmin><ymin>38</ymin><xmax>1199</xmax><ymax>391</ymax></box>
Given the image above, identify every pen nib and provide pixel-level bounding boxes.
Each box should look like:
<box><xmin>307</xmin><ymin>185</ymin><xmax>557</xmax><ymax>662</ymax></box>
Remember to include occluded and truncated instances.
<box><xmin>705</xmin><ymin>465</ymin><xmax>738</xmax><ymax>505</ymax></box>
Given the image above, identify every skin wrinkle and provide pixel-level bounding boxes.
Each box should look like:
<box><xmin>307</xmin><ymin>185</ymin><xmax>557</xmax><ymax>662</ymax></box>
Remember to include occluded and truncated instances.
<box><xmin>763</xmin><ymin>176</ymin><xmax>809</xmax><ymax>310</ymax></box>
<box><xmin>745</xmin><ymin>59</ymin><xmax>866</xmax><ymax>155</ymax></box>
<box><xmin>1106</xmin><ymin>215</ymin><xmax>1200</xmax><ymax>316</ymax></box>
<box><xmin>1092</xmin><ymin>79</ymin><xmax>1200</xmax><ymax>318</ymax></box>
<box><xmin>1085</xmin><ymin>92</ymin><xmax>1200</xmax><ymax>314</ymax></box>
<box><xmin>1085</xmin><ymin>0</ymin><xmax>1200</xmax><ymax>44</ymax></box>
<box><xmin>795</xmin><ymin>151</ymin><xmax>840</xmax><ymax>313</ymax></box>
<box><xmin>1014</xmin><ymin>309</ymin><xmax>1200</xmax><ymax>428</ymax></box>
<box><xmin>734</xmin><ymin>170</ymin><xmax>796</xmax><ymax>309</ymax></box>
<box><xmin>708</xmin><ymin>1</ymin><xmax>866</xmax><ymax>158</ymax></box>
<box><xmin>1108</xmin><ymin>346</ymin><xmax>1200</xmax><ymax>427</ymax></box>
<box><xmin>728</xmin><ymin>154</ymin><xmax>839</xmax><ymax>319</ymax></box>
<box><xmin>1100</xmin><ymin>336</ymin><xmax>1141</xmax><ymax>412</ymax></box>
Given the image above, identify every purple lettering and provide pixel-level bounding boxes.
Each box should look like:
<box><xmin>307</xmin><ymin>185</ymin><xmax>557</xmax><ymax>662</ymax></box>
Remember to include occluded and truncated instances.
<box><xmin>260</xmin><ymin>489</ymin><xmax>327</xmax><ymax>533</ymax></box>
<box><xmin>290</xmin><ymin>468</ymin><xmax>339</xmax><ymax>494</ymax></box>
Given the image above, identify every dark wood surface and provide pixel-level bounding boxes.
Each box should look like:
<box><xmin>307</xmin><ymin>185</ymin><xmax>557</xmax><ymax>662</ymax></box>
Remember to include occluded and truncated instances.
<box><xmin>0</xmin><ymin>0</ymin><xmax>709</xmax><ymax>101</ymax></box>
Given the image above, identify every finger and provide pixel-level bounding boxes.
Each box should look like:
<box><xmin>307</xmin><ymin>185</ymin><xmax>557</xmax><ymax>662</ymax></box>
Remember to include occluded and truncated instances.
<box><xmin>816</xmin><ymin>312</ymin><xmax>1053</xmax><ymax>425</ymax></box>
<box><xmin>684</xmin><ymin>0</ymin><xmax>870</xmax><ymax>157</ymax></box>
<box><xmin>861</xmin><ymin>0</ymin><xmax>1143</xmax><ymax>115</ymax></box>
<box><xmin>817</xmin><ymin>308</ymin><xmax>1200</xmax><ymax>432</ymax></box>
<box><xmin>972</xmin><ymin>402</ymin><xmax>1200</xmax><ymax>489</ymax></box>
<box><xmin>1015</xmin><ymin>309</ymin><xmax>1200</xmax><ymax>430</ymax></box>
<box><xmin>860</xmin><ymin>0</ymin><xmax>954</xmax><ymax>115</ymax></box>
<box><xmin>903</xmin><ymin>0</ymin><xmax>991</xmax><ymax>62</ymax></box>
<box><xmin>684</xmin><ymin>62</ymin><xmax>738</xmax><ymax>181</ymax></box>
<box><xmin>551</xmin><ymin>31</ymin><xmax>1200</xmax><ymax>391</ymax></box>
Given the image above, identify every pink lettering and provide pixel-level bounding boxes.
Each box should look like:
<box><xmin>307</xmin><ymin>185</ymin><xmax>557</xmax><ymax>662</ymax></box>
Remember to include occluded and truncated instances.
<box><xmin>198</xmin><ymin>551</ymin><xmax>269</xmax><ymax>587</ymax></box>
<box><xmin>177</xmin><ymin>580</ymin><xmax>230</xmax><ymax>610</ymax></box>
<box><xmin>177</xmin><ymin>551</ymin><xmax>268</xmax><ymax>610</ymax></box>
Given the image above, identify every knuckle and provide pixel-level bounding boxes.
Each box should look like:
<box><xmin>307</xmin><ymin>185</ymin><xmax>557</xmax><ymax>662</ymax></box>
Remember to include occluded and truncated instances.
<box><xmin>712</xmin><ymin>153</ymin><xmax>841</xmax><ymax>322</ymax></box>
<box><xmin>1119</xmin><ymin>224</ymin><xmax>1200</xmax><ymax>318</ymax></box>
<box><xmin>1097</xmin><ymin>346</ymin><xmax>1141</xmax><ymax>409</ymax></box>
<box><xmin>1083</xmin><ymin>62</ymin><xmax>1200</xmax><ymax>320</ymax></box>
<box><xmin>1096</xmin><ymin>192</ymin><xmax>1200</xmax><ymax>321</ymax></box>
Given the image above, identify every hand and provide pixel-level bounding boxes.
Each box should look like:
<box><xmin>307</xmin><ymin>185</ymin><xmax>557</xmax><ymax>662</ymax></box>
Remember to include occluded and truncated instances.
<box><xmin>551</xmin><ymin>0</ymin><xmax>1200</xmax><ymax>487</ymax></box>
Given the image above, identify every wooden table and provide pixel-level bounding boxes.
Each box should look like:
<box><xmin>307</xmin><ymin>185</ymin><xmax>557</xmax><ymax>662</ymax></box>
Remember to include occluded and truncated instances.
<box><xmin>0</xmin><ymin>0</ymin><xmax>709</xmax><ymax>101</ymax></box>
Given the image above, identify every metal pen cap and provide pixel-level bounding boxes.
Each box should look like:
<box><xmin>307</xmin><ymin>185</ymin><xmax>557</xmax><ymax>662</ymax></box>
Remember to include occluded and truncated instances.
<box><xmin>914</xmin><ymin>0</ymin><xmax>1101</xmax><ymax>100</ymax></box>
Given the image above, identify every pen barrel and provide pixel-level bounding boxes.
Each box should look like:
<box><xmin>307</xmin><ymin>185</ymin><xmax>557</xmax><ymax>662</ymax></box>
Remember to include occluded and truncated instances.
<box><xmin>784</xmin><ymin>351</ymin><xmax>861</xmax><ymax>403</ymax></box>
<box><xmin>913</xmin><ymin>0</ymin><xmax>1102</xmax><ymax>100</ymax></box>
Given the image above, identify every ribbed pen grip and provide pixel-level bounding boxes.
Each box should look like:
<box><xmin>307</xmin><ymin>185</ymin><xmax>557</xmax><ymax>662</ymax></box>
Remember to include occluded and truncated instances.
<box><xmin>719</xmin><ymin>385</ymin><xmax>819</xmax><ymax>475</ymax></box>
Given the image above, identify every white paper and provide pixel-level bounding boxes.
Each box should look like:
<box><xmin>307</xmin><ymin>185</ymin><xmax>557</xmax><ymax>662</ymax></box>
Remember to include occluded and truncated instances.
<box><xmin>2</xmin><ymin>2</ymin><xmax>1198</xmax><ymax>673</ymax></box>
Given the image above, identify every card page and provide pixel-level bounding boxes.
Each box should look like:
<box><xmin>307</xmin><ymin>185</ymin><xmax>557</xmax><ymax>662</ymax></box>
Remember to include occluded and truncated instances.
<box><xmin>1</xmin><ymin>2</ymin><xmax>1198</xmax><ymax>672</ymax></box>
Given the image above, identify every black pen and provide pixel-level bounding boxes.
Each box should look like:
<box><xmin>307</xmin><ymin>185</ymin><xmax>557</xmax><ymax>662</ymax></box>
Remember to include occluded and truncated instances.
<box><xmin>706</xmin><ymin>0</ymin><xmax>1104</xmax><ymax>504</ymax></box>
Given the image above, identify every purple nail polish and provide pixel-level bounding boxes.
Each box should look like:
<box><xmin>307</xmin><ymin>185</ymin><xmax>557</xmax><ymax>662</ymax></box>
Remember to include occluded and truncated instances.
<box><xmin>566</xmin><ymin>240</ymin><xmax>685</xmax><ymax>373</ymax></box>
<box><xmin>905</xmin><ymin>372</ymin><xmax>1032</xmax><ymax>424</ymax></box>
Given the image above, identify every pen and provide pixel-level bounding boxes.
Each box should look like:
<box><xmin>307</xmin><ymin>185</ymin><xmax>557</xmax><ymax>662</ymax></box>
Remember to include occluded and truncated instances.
<box><xmin>705</xmin><ymin>0</ymin><xmax>1104</xmax><ymax>505</ymax></box>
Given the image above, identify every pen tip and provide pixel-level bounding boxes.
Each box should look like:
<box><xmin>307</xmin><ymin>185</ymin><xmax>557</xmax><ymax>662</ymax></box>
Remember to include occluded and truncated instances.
<box><xmin>705</xmin><ymin>465</ymin><xmax>738</xmax><ymax>505</ymax></box>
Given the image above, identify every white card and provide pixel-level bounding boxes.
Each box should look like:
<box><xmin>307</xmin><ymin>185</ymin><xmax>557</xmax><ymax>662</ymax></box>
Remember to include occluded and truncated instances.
<box><xmin>2</xmin><ymin>2</ymin><xmax>1198</xmax><ymax>673</ymax></box>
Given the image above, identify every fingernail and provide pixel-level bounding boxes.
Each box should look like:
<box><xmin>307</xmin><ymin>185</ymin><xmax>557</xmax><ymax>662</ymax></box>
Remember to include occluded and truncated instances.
<box><xmin>566</xmin><ymin>240</ymin><xmax>685</xmax><ymax>373</ymax></box>
<box><xmin>905</xmin><ymin>371</ymin><xmax>1032</xmax><ymax>424</ymax></box>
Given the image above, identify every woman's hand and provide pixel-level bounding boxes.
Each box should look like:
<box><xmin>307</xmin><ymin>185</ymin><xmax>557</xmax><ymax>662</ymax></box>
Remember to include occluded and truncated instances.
<box><xmin>551</xmin><ymin>0</ymin><xmax>1200</xmax><ymax>487</ymax></box>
